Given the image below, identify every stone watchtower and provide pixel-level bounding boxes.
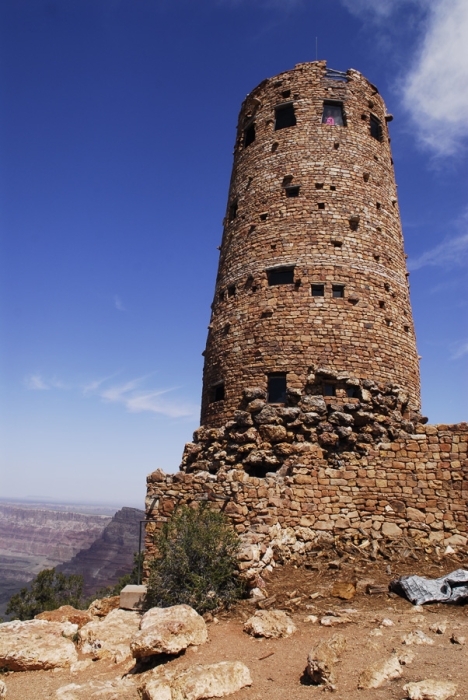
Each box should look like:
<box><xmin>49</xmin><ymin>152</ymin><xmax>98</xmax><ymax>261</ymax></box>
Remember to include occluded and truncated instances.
<box><xmin>201</xmin><ymin>61</ymin><xmax>420</xmax><ymax>429</ymax></box>
<box><xmin>146</xmin><ymin>63</ymin><xmax>466</xmax><ymax>573</ymax></box>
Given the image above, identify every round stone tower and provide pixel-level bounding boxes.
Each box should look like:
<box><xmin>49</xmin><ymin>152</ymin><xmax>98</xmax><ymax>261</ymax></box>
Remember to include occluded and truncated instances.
<box><xmin>201</xmin><ymin>61</ymin><xmax>420</xmax><ymax>429</ymax></box>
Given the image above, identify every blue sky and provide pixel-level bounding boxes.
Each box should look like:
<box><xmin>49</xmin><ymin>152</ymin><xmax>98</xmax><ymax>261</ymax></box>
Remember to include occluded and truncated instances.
<box><xmin>1</xmin><ymin>0</ymin><xmax>467</xmax><ymax>508</ymax></box>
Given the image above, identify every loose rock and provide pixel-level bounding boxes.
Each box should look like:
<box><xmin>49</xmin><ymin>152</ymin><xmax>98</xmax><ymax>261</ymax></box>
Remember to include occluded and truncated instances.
<box><xmin>0</xmin><ymin>619</ymin><xmax>78</xmax><ymax>671</ymax></box>
<box><xmin>131</xmin><ymin>605</ymin><xmax>208</xmax><ymax>658</ymax></box>
<box><xmin>244</xmin><ymin>610</ymin><xmax>297</xmax><ymax>638</ymax></box>
<box><xmin>403</xmin><ymin>679</ymin><xmax>457</xmax><ymax>700</ymax></box>
<box><xmin>331</xmin><ymin>582</ymin><xmax>356</xmax><ymax>600</ymax></box>
<box><xmin>140</xmin><ymin>661</ymin><xmax>252</xmax><ymax>700</ymax></box>
<box><xmin>0</xmin><ymin>680</ymin><xmax>5</xmax><ymax>698</ymax></box>
<box><xmin>402</xmin><ymin>630</ymin><xmax>434</xmax><ymax>646</ymax></box>
<box><xmin>358</xmin><ymin>655</ymin><xmax>403</xmax><ymax>689</ymax></box>
<box><xmin>56</xmin><ymin>678</ymin><xmax>138</xmax><ymax>699</ymax></box>
<box><xmin>306</xmin><ymin>633</ymin><xmax>346</xmax><ymax>687</ymax></box>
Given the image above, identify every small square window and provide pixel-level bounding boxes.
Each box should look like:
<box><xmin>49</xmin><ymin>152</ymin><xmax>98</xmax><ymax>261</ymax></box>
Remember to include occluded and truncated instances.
<box><xmin>281</xmin><ymin>89</ymin><xmax>291</xmax><ymax>98</ymax></box>
<box><xmin>330</xmin><ymin>185</ymin><xmax>336</xmax><ymax>191</ymax></box>
<box><xmin>318</xmin><ymin>203</ymin><xmax>325</xmax><ymax>209</ymax></box>
<box><xmin>244</xmin><ymin>123</ymin><xmax>256</xmax><ymax>147</ymax></box>
<box><xmin>332</xmin><ymin>285</ymin><xmax>344</xmax><ymax>298</ymax></box>
<box><xmin>210</xmin><ymin>383</ymin><xmax>225</xmax><ymax>403</ymax></box>
<box><xmin>267</xmin><ymin>267</ymin><xmax>295</xmax><ymax>285</ymax></box>
<box><xmin>315</xmin><ymin>183</ymin><xmax>324</xmax><ymax>189</ymax></box>
<box><xmin>268</xmin><ymin>373</ymin><xmax>287</xmax><ymax>403</ymax></box>
<box><xmin>285</xmin><ymin>186</ymin><xmax>300</xmax><ymax>198</ymax></box>
<box><xmin>228</xmin><ymin>285</ymin><xmax>236</xmax><ymax>297</ymax></box>
<box><xmin>274</xmin><ymin>104</ymin><xmax>296</xmax><ymax>130</ymax></box>
<box><xmin>370</xmin><ymin>115</ymin><xmax>383</xmax><ymax>141</ymax></box>
<box><xmin>346</xmin><ymin>386</ymin><xmax>358</xmax><ymax>398</ymax></box>
<box><xmin>312</xmin><ymin>284</ymin><xmax>324</xmax><ymax>297</ymax></box>
<box><xmin>322</xmin><ymin>102</ymin><xmax>345</xmax><ymax>127</ymax></box>
<box><xmin>323</xmin><ymin>384</ymin><xmax>336</xmax><ymax>397</ymax></box>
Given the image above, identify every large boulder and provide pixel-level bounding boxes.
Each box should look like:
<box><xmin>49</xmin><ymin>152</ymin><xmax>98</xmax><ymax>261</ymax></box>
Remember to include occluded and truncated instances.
<box><xmin>36</xmin><ymin>605</ymin><xmax>92</xmax><ymax>629</ymax></box>
<box><xmin>131</xmin><ymin>605</ymin><xmax>208</xmax><ymax>658</ymax></box>
<box><xmin>0</xmin><ymin>619</ymin><xmax>78</xmax><ymax>671</ymax></box>
<box><xmin>140</xmin><ymin>661</ymin><xmax>252</xmax><ymax>700</ymax></box>
<box><xmin>56</xmin><ymin>678</ymin><xmax>138</xmax><ymax>699</ymax></box>
<box><xmin>243</xmin><ymin>610</ymin><xmax>297</xmax><ymax>639</ymax></box>
<box><xmin>78</xmin><ymin>609</ymin><xmax>140</xmax><ymax>663</ymax></box>
<box><xmin>306</xmin><ymin>633</ymin><xmax>346</xmax><ymax>687</ymax></box>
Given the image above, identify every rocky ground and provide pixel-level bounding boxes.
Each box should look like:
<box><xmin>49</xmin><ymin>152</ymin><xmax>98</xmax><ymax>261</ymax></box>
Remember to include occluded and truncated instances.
<box><xmin>1</xmin><ymin>545</ymin><xmax>467</xmax><ymax>700</ymax></box>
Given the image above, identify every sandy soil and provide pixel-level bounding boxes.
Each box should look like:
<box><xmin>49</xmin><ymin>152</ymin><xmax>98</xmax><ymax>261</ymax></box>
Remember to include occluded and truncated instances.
<box><xmin>3</xmin><ymin>548</ymin><xmax>468</xmax><ymax>699</ymax></box>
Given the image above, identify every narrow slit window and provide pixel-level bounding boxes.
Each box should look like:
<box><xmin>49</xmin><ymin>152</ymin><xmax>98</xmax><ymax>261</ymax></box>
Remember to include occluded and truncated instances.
<box><xmin>285</xmin><ymin>186</ymin><xmax>300</xmax><ymax>198</ymax></box>
<box><xmin>229</xmin><ymin>201</ymin><xmax>238</xmax><ymax>221</ymax></box>
<box><xmin>244</xmin><ymin>123</ymin><xmax>256</xmax><ymax>147</ymax></box>
<box><xmin>312</xmin><ymin>284</ymin><xmax>325</xmax><ymax>297</ymax></box>
<box><xmin>370</xmin><ymin>115</ymin><xmax>383</xmax><ymax>141</ymax></box>
<box><xmin>323</xmin><ymin>384</ymin><xmax>336</xmax><ymax>397</ymax></box>
<box><xmin>267</xmin><ymin>373</ymin><xmax>287</xmax><ymax>404</ymax></box>
<box><xmin>322</xmin><ymin>102</ymin><xmax>345</xmax><ymax>127</ymax></box>
<box><xmin>267</xmin><ymin>266</ymin><xmax>295</xmax><ymax>286</ymax></box>
<box><xmin>227</xmin><ymin>285</ymin><xmax>236</xmax><ymax>297</ymax></box>
<box><xmin>274</xmin><ymin>104</ymin><xmax>296</xmax><ymax>130</ymax></box>
<box><xmin>210</xmin><ymin>383</ymin><xmax>225</xmax><ymax>403</ymax></box>
<box><xmin>332</xmin><ymin>285</ymin><xmax>345</xmax><ymax>298</ymax></box>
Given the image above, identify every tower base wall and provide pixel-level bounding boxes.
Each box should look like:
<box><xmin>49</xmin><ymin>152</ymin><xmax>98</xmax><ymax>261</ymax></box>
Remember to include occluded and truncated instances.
<box><xmin>145</xmin><ymin>421</ymin><xmax>467</xmax><ymax>580</ymax></box>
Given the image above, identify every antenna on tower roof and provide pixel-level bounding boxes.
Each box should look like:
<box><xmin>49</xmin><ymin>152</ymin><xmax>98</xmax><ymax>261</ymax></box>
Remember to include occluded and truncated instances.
<box><xmin>315</xmin><ymin>36</ymin><xmax>318</xmax><ymax>61</ymax></box>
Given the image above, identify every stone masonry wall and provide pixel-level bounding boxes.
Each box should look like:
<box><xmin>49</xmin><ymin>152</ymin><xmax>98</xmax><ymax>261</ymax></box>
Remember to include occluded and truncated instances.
<box><xmin>201</xmin><ymin>61</ymin><xmax>421</xmax><ymax>427</ymax></box>
<box><xmin>145</xmin><ymin>421</ymin><xmax>467</xmax><ymax>580</ymax></box>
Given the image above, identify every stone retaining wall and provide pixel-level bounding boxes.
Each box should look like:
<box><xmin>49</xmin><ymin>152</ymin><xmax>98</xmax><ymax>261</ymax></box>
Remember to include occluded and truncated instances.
<box><xmin>145</xmin><ymin>422</ymin><xmax>467</xmax><ymax>579</ymax></box>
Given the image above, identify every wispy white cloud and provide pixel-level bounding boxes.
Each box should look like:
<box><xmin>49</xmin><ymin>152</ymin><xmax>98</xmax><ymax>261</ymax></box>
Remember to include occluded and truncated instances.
<box><xmin>98</xmin><ymin>376</ymin><xmax>197</xmax><ymax>418</ymax></box>
<box><xmin>341</xmin><ymin>0</ymin><xmax>423</xmax><ymax>19</ymax></box>
<box><xmin>402</xmin><ymin>0</ymin><xmax>468</xmax><ymax>156</ymax></box>
<box><xmin>24</xmin><ymin>374</ymin><xmax>50</xmax><ymax>390</ymax></box>
<box><xmin>114</xmin><ymin>295</ymin><xmax>125</xmax><ymax>312</ymax></box>
<box><xmin>82</xmin><ymin>373</ymin><xmax>121</xmax><ymax>396</ymax></box>
<box><xmin>451</xmin><ymin>341</ymin><xmax>468</xmax><ymax>360</ymax></box>
<box><xmin>407</xmin><ymin>232</ymin><xmax>468</xmax><ymax>271</ymax></box>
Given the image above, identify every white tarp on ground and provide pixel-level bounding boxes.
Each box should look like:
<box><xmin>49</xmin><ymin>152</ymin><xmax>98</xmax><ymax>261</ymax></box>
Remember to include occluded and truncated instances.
<box><xmin>390</xmin><ymin>569</ymin><xmax>468</xmax><ymax>605</ymax></box>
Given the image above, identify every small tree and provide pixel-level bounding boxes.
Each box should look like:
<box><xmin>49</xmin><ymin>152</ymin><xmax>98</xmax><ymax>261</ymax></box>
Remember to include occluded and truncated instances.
<box><xmin>146</xmin><ymin>503</ymin><xmax>243</xmax><ymax>614</ymax></box>
<box><xmin>6</xmin><ymin>569</ymin><xmax>84</xmax><ymax>621</ymax></box>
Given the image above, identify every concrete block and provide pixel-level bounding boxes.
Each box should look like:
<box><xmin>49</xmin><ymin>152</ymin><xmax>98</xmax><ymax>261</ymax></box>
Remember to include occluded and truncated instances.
<box><xmin>120</xmin><ymin>584</ymin><xmax>147</xmax><ymax>610</ymax></box>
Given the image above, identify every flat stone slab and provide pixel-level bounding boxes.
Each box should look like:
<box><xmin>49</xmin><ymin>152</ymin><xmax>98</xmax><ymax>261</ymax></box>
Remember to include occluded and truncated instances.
<box><xmin>120</xmin><ymin>584</ymin><xmax>147</xmax><ymax>610</ymax></box>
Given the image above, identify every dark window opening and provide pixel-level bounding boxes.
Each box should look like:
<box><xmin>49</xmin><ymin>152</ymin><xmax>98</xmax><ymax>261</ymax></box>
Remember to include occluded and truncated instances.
<box><xmin>322</xmin><ymin>102</ymin><xmax>345</xmax><ymax>127</ymax></box>
<box><xmin>274</xmin><ymin>104</ymin><xmax>296</xmax><ymax>130</ymax></box>
<box><xmin>332</xmin><ymin>285</ymin><xmax>345</xmax><ymax>298</ymax></box>
<box><xmin>315</xmin><ymin>183</ymin><xmax>324</xmax><ymax>189</ymax></box>
<box><xmin>384</xmin><ymin>282</ymin><xmax>390</xmax><ymax>292</ymax></box>
<box><xmin>379</xmin><ymin>300</ymin><xmax>385</xmax><ymax>308</ymax></box>
<box><xmin>282</xmin><ymin>175</ymin><xmax>293</xmax><ymax>186</ymax></box>
<box><xmin>286</xmin><ymin>186</ymin><xmax>300</xmax><ymax>198</ymax></box>
<box><xmin>323</xmin><ymin>384</ymin><xmax>336</xmax><ymax>397</ymax></box>
<box><xmin>334</xmin><ymin>142</ymin><xmax>340</xmax><ymax>149</ymax></box>
<box><xmin>374</xmin><ymin>254</ymin><xmax>381</xmax><ymax>262</ymax></box>
<box><xmin>229</xmin><ymin>201</ymin><xmax>238</xmax><ymax>221</ymax></box>
<box><xmin>330</xmin><ymin>185</ymin><xmax>336</xmax><ymax>191</ymax></box>
<box><xmin>318</xmin><ymin>203</ymin><xmax>325</xmax><ymax>209</ymax></box>
<box><xmin>333</xmin><ymin>241</ymin><xmax>342</xmax><ymax>248</ymax></box>
<box><xmin>404</xmin><ymin>325</ymin><xmax>410</xmax><ymax>332</ymax></box>
<box><xmin>312</xmin><ymin>284</ymin><xmax>325</xmax><ymax>297</ymax></box>
<box><xmin>228</xmin><ymin>285</ymin><xmax>236</xmax><ymax>297</ymax></box>
<box><xmin>272</xmin><ymin>142</ymin><xmax>279</xmax><ymax>152</ymax></box>
<box><xmin>346</xmin><ymin>386</ymin><xmax>358</xmax><ymax>398</ymax></box>
<box><xmin>376</xmin><ymin>202</ymin><xmax>381</xmax><ymax>209</ymax></box>
<box><xmin>281</xmin><ymin>89</ymin><xmax>291</xmax><ymax>98</ymax></box>
<box><xmin>260</xmin><ymin>213</ymin><xmax>268</xmax><ymax>221</ymax></box>
<box><xmin>267</xmin><ymin>266</ymin><xmax>295</xmax><ymax>286</ymax></box>
<box><xmin>268</xmin><ymin>373</ymin><xmax>287</xmax><ymax>404</ymax></box>
<box><xmin>244</xmin><ymin>123</ymin><xmax>256</xmax><ymax>147</ymax></box>
<box><xmin>210</xmin><ymin>383</ymin><xmax>225</xmax><ymax>403</ymax></box>
<box><xmin>219</xmin><ymin>290</ymin><xmax>225</xmax><ymax>302</ymax></box>
<box><xmin>370</xmin><ymin>115</ymin><xmax>383</xmax><ymax>141</ymax></box>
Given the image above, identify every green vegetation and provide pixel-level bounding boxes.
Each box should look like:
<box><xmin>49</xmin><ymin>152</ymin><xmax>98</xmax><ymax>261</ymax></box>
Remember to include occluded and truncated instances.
<box><xmin>146</xmin><ymin>503</ymin><xmax>244</xmax><ymax>614</ymax></box>
<box><xmin>6</xmin><ymin>569</ymin><xmax>84</xmax><ymax>621</ymax></box>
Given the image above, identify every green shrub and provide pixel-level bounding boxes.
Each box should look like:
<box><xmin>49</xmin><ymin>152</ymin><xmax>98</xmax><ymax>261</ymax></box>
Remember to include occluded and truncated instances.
<box><xmin>6</xmin><ymin>569</ymin><xmax>84</xmax><ymax>621</ymax></box>
<box><xmin>146</xmin><ymin>503</ymin><xmax>244</xmax><ymax>614</ymax></box>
